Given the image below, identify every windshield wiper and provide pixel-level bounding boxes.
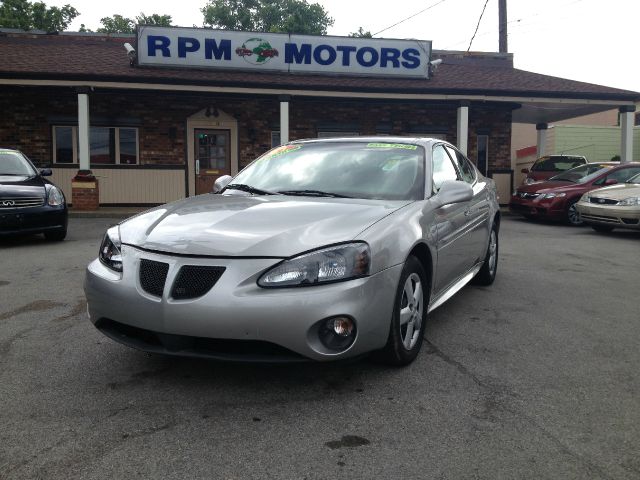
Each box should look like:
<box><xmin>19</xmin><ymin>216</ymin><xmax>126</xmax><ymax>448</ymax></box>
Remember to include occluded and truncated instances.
<box><xmin>277</xmin><ymin>189</ymin><xmax>352</xmax><ymax>198</ymax></box>
<box><xmin>225</xmin><ymin>183</ymin><xmax>276</xmax><ymax>195</ymax></box>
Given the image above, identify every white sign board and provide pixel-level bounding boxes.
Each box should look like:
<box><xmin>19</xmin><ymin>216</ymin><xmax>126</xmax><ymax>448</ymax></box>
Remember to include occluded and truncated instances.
<box><xmin>136</xmin><ymin>26</ymin><xmax>431</xmax><ymax>78</ymax></box>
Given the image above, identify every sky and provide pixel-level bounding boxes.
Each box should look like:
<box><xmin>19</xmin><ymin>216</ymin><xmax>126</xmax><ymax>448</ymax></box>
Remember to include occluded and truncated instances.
<box><xmin>43</xmin><ymin>0</ymin><xmax>640</xmax><ymax>93</ymax></box>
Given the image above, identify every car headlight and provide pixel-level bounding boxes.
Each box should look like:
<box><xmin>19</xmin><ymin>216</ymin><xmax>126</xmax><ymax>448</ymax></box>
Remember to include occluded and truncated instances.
<box><xmin>99</xmin><ymin>226</ymin><xmax>123</xmax><ymax>272</ymax></box>
<box><xmin>540</xmin><ymin>192</ymin><xmax>566</xmax><ymax>199</ymax></box>
<box><xmin>47</xmin><ymin>186</ymin><xmax>65</xmax><ymax>206</ymax></box>
<box><xmin>619</xmin><ymin>196</ymin><xmax>640</xmax><ymax>206</ymax></box>
<box><xmin>258</xmin><ymin>242</ymin><xmax>370</xmax><ymax>288</ymax></box>
<box><xmin>524</xmin><ymin>178</ymin><xmax>535</xmax><ymax>185</ymax></box>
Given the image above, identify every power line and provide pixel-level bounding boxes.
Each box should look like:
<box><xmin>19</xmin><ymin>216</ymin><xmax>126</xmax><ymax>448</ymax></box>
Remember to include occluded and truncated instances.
<box><xmin>467</xmin><ymin>0</ymin><xmax>491</xmax><ymax>52</ymax></box>
<box><xmin>373</xmin><ymin>0</ymin><xmax>450</xmax><ymax>37</ymax></box>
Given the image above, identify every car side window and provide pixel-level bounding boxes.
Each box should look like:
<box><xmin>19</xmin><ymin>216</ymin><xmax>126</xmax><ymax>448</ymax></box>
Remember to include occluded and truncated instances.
<box><xmin>432</xmin><ymin>144</ymin><xmax>460</xmax><ymax>192</ymax></box>
<box><xmin>606</xmin><ymin>167</ymin><xmax>640</xmax><ymax>183</ymax></box>
<box><xmin>445</xmin><ymin>145</ymin><xmax>476</xmax><ymax>184</ymax></box>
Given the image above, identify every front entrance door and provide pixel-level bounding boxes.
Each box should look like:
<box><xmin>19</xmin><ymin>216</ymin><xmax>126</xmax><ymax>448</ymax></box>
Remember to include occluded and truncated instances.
<box><xmin>195</xmin><ymin>129</ymin><xmax>231</xmax><ymax>194</ymax></box>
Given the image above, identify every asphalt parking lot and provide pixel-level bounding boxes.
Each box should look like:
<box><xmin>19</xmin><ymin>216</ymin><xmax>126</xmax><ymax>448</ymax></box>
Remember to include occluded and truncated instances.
<box><xmin>1</xmin><ymin>215</ymin><xmax>638</xmax><ymax>480</ymax></box>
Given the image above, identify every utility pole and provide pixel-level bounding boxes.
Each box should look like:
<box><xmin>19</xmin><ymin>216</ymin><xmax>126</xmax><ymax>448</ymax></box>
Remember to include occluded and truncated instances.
<box><xmin>499</xmin><ymin>0</ymin><xmax>508</xmax><ymax>53</ymax></box>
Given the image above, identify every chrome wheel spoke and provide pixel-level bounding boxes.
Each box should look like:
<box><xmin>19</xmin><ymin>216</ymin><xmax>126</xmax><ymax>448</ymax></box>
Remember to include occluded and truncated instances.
<box><xmin>399</xmin><ymin>306</ymin><xmax>412</xmax><ymax>325</ymax></box>
<box><xmin>413</xmin><ymin>281</ymin><xmax>423</xmax><ymax>307</ymax></box>
<box><xmin>403</xmin><ymin>320</ymin><xmax>415</xmax><ymax>349</ymax></box>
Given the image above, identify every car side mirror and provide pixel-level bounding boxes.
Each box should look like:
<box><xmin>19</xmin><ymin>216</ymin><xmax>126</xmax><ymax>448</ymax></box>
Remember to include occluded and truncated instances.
<box><xmin>521</xmin><ymin>168</ymin><xmax>529</xmax><ymax>174</ymax></box>
<box><xmin>603</xmin><ymin>178</ymin><xmax>618</xmax><ymax>186</ymax></box>
<box><xmin>40</xmin><ymin>168</ymin><xmax>52</xmax><ymax>177</ymax></box>
<box><xmin>431</xmin><ymin>180</ymin><xmax>473</xmax><ymax>208</ymax></box>
<box><xmin>212</xmin><ymin>175</ymin><xmax>233</xmax><ymax>193</ymax></box>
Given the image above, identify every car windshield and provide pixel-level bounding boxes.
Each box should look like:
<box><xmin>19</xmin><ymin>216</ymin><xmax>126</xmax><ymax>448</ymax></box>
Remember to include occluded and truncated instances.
<box><xmin>0</xmin><ymin>151</ymin><xmax>36</xmax><ymax>176</ymax></box>
<box><xmin>550</xmin><ymin>164</ymin><xmax>613</xmax><ymax>183</ymax></box>
<box><xmin>531</xmin><ymin>156</ymin><xmax>584</xmax><ymax>172</ymax></box>
<box><xmin>230</xmin><ymin>141</ymin><xmax>425</xmax><ymax>201</ymax></box>
<box><xmin>626</xmin><ymin>173</ymin><xmax>640</xmax><ymax>184</ymax></box>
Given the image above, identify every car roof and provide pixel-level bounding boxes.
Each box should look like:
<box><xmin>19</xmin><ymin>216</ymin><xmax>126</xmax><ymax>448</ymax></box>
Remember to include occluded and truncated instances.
<box><xmin>289</xmin><ymin>136</ymin><xmax>445</xmax><ymax>148</ymax></box>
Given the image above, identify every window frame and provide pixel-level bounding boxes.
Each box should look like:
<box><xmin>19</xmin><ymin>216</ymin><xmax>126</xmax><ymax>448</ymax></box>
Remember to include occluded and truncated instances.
<box><xmin>431</xmin><ymin>143</ymin><xmax>462</xmax><ymax>194</ymax></box>
<box><xmin>52</xmin><ymin>125</ymin><xmax>140</xmax><ymax>166</ymax></box>
<box><xmin>476</xmin><ymin>134</ymin><xmax>489</xmax><ymax>176</ymax></box>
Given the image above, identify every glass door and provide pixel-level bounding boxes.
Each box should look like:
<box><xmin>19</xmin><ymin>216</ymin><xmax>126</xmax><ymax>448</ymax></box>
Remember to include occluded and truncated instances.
<box><xmin>195</xmin><ymin>129</ymin><xmax>231</xmax><ymax>195</ymax></box>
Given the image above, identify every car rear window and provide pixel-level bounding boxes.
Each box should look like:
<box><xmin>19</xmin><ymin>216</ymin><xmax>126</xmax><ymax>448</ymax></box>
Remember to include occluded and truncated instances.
<box><xmin>531</xmin><ymin>157</ymin><xmax>585</xmax><ymax>172</ymax></box>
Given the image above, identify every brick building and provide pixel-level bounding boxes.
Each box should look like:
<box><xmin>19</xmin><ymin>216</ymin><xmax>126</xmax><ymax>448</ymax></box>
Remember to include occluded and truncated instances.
<box><xmin>0</xmin><ymin>28</ymin><xmax>638</xmax><ymax>206</ymax></box>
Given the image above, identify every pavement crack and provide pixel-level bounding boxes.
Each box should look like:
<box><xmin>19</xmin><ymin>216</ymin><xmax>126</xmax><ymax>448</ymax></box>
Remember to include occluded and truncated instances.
<box><xmin>52</xmin><ymin>298</ymin><xmax>87</xmax><ymax>322</ymax></box>
<box><xmin>0</xmin><ymin>300</ymin><xmax>64</xmax><ymax>321</ymax></box>
<box><xmin>424</xmin><ymin>337</ymin><xmax>617</xmax><ymax>480</ymax></box>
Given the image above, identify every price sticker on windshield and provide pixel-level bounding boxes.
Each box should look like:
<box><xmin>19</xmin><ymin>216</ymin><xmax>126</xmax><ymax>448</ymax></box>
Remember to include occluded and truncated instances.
<box><xmin>367</xmin><ymin>143</ymin><xmax>418</xmax><ymax>150</ymax></box>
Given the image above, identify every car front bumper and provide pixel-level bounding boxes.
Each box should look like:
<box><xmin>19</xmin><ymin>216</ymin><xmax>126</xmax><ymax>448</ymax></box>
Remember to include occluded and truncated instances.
<box><xmin>84</xmin><ymin>244</ymin><xmax>402</xmax><ymax>362</ymax></box>
<box><xmin>576</xmin><ymin>201</ymin><xmax>640</xmax><ymax>230</ymax></box>
<box><xmin>0</xmin><ymin>204</ymin><xmax>67</xmax><ymax>236</ymax></box>
<box><xmin>509</xmin><ymin>196</ymin><xmax>565</xmax><ymax>220</ymax></box>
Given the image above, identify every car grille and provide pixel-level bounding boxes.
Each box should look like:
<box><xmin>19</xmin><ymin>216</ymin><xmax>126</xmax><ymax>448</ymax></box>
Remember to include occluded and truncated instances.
<box><xmin>517</xmin><ymin>192</ymin><xmax>540</xmax><ymax>199</ymax></box>
<box><xmin>589</xmin><ymin>197</ymin><xmax>618</xmax><ymax>205</ymax></box>
<box><xmin>581</xmin><ymin>214</ymin><xmax>619</xmax><ymax>224</ymax></box>
<box><xmin>139</xmin><ymin>259</ymin><xmax>170</xmax><ymax>297</ymax></box>
<box><xmin>0</xmin><ymin>196</ymin><xmax>45</xmax><ymax>208</ymax></box>
<box><xmin>171</xmin><ymin>265</ymin><xmax>225</xmax><ymax>300</ymax></box>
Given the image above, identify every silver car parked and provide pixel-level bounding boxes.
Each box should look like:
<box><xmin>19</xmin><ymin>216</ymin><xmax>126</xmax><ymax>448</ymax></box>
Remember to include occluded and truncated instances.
<box><xmin>85</xmin><ymin>138</ymin><xmax>500</xmax><ymax>365</ymax></box>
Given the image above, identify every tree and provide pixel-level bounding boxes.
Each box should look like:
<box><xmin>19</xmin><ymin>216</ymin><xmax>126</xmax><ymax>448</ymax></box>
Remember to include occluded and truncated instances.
<box><xmin>97</xmin><ymin>12</ymin><xmax>173</xmax><ymax>33</ymax></box>
<box><xmin>349</xmin><ymin>27</ymin><xmax>372</xmax><ymax>38</ymax></box>
<box><xmin>0</xmin><ymin>0</ymin><xmax>79</xmax><ymax>32</ymax></box>
<box><xmin>137</xmin><ymin>13</ymin><xmax>173</xmax><ymax>27</ymax></box>
<box><xmin>202</xmin><ymin>0</ymin><xmax>334</xmax><ymax>35</ymax></box>
<box><xmin>97</xmin><ymin>14</ymin><xmax>134</xmax><ymax>33</ymax></box>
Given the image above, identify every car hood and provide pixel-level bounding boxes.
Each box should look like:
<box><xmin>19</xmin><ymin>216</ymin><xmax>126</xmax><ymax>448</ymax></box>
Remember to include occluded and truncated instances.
<box><xmin>588</xmin><ymin>183</ymin><xmax>640</xmax><ymax>200</ymax></box>
<box><xmin>119</xmin><ymin>194</ymin><xmax>412</xmax><ymax>257</ymax></box>
<box><xmin>0</xmin><ymin>175</ymin><xmax>46</xmax><ymax>197</ymax></box>
<box><xmin>517</xmin><ymin>180</ymin><xmax>576</xmax><ymax>193</ymax></box>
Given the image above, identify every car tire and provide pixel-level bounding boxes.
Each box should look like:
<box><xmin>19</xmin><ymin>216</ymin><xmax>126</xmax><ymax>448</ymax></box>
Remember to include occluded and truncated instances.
<box><xmin>565</xmin><ymin>199</ymin><xmax>583</xmax><ymax>226</ymax></box>
<box><xmin>376</xmin><ymin>256</ymin><xmax>428</xmax><ymax>367</ymax></box>
<box><xmin>44</xmin><ymin>228</ymin><xmax>67</xmax><ymax>241</ymax></box>
<box><xmin>473</xmin><ymin>223</ymin><xmax>499</xmax><ymax>286</ymax></box>
<box><xmin>592</xmin><ymin>225</ymin><xmax>614</xmax><ymax>233</ymax></box>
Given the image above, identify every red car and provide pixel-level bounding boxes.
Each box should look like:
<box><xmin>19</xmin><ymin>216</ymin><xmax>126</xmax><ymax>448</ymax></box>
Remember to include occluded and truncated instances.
<box><xmin>521</xmin><ymin>155</ymin><xmax>587</xmax><ymax>185</ymax></box>
<box><xmin>260</xmin><ymin>48</ymin><xmax>279</xmax><ymax>58</ymax></box>
<box><xmin>510</xmin><ymin>162</ymin><xmax>640</xmax><ymax>225</ymax></box>
<box><xmin>235</xmin><ymin>47</ymin><xmax>253</xmax><ymax>57</ymax></box>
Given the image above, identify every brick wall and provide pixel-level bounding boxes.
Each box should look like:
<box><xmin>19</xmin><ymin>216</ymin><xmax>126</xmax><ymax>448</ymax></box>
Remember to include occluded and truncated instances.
<box><xmin>0</xmin><ymin>86</ymin><xmax>513</xmax><ymax>172</ymax></box>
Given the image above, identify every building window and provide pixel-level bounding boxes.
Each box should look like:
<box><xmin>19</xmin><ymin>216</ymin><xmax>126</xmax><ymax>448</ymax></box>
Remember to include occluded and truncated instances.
<box><xmin>52</xmin><ymin>126</ymin><xmax>139</xmax><ymax>165</ymax></box>
<box><xmin>477</xmin><ymin>135</ymin><xmax>489</xmax><ymax>176</ymax></box>
<box><xmin>271</xmin><ymin>131</ymin><xmax>281</xmax><ymax>148</ymax></box>
<box><xmin>54</xmin><ymin>126</ymin><xmax>75</xmax><ymax>164</ymax></box>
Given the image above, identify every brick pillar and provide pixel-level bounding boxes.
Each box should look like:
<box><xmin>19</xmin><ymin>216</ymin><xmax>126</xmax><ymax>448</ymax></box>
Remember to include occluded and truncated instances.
<box><xmin>71</xmin><ymin>170</ymin><xmax>99</xmax><ymax>210</ymax></box>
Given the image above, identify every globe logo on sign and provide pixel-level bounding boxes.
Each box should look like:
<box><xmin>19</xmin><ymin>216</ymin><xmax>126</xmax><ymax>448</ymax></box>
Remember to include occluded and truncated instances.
<box><xmin>235</xmin><ymin>38</ymin><xmax>279</xmax><ymax>65</ymax></box>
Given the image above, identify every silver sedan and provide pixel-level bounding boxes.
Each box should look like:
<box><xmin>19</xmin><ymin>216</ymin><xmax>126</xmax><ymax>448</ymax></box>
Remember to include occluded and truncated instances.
<box><xmin>85</xmin><ymin>138</ymin><xmax>500</xmax><ymax>365</ymax></box>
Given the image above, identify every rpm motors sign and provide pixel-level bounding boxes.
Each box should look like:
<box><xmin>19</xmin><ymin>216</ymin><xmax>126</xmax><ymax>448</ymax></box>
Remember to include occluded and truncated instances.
<box><xmin>137</xmin><ymin>26</ymin><xmax>431</xmax><ymax>78</ymax></box>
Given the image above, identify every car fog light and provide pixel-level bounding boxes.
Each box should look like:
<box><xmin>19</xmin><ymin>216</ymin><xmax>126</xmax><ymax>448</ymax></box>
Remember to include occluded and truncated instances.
<box><xmin>319</xmin><ymin>316</ymin><xmax>356</xmax><ymax>351</ymax></box>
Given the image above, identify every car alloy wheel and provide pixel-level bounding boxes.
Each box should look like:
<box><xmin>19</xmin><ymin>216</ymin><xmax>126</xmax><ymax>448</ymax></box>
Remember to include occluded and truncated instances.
<box><xmin>566</xmin><ymin>200</ymin><xmax>583</xmax><ymax>226</ymax></box>
<box><xmin>399</xmin><ymin>272</ymin><xmax>424</xmax><ymax>350</ymax></box>
<box><xmin>376</xmin><ymin>256</ymin><xmax>427</xmax><ymax>366</ymax></box>
<box><xmin>473</xmin><ymin>223</ymin><xmax>499</xmax><ymax>286</ymax></box>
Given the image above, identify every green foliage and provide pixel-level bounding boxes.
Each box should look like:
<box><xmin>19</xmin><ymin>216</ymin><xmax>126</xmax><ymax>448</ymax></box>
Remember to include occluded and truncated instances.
<box><xmin>97</xmin><ymin>12</ymin><xmax>173</xmax><ymax>33</ymax></box>
<box><xmin>202</xmin><ymin>0</ymin><xmax>334</xmax><ymax>35</ymax></box>
<box><xmin>349</xmin><ymin>27</ymin><xmax>372</xmax><ymax>38</ymax></box>
<box><xmin>97</xmin><ymin>14</ymin><xmax>135</xmax><ymax>33</ymax></box>
<box><xmin>136</xmin><ymin>13</ymin><xmax>173</xmax><ymax>27</ymax></box>
<box><xmin>0</xmin><ymin>0</ymin><xmax>79</xmax><ymax>32</ymax></box>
